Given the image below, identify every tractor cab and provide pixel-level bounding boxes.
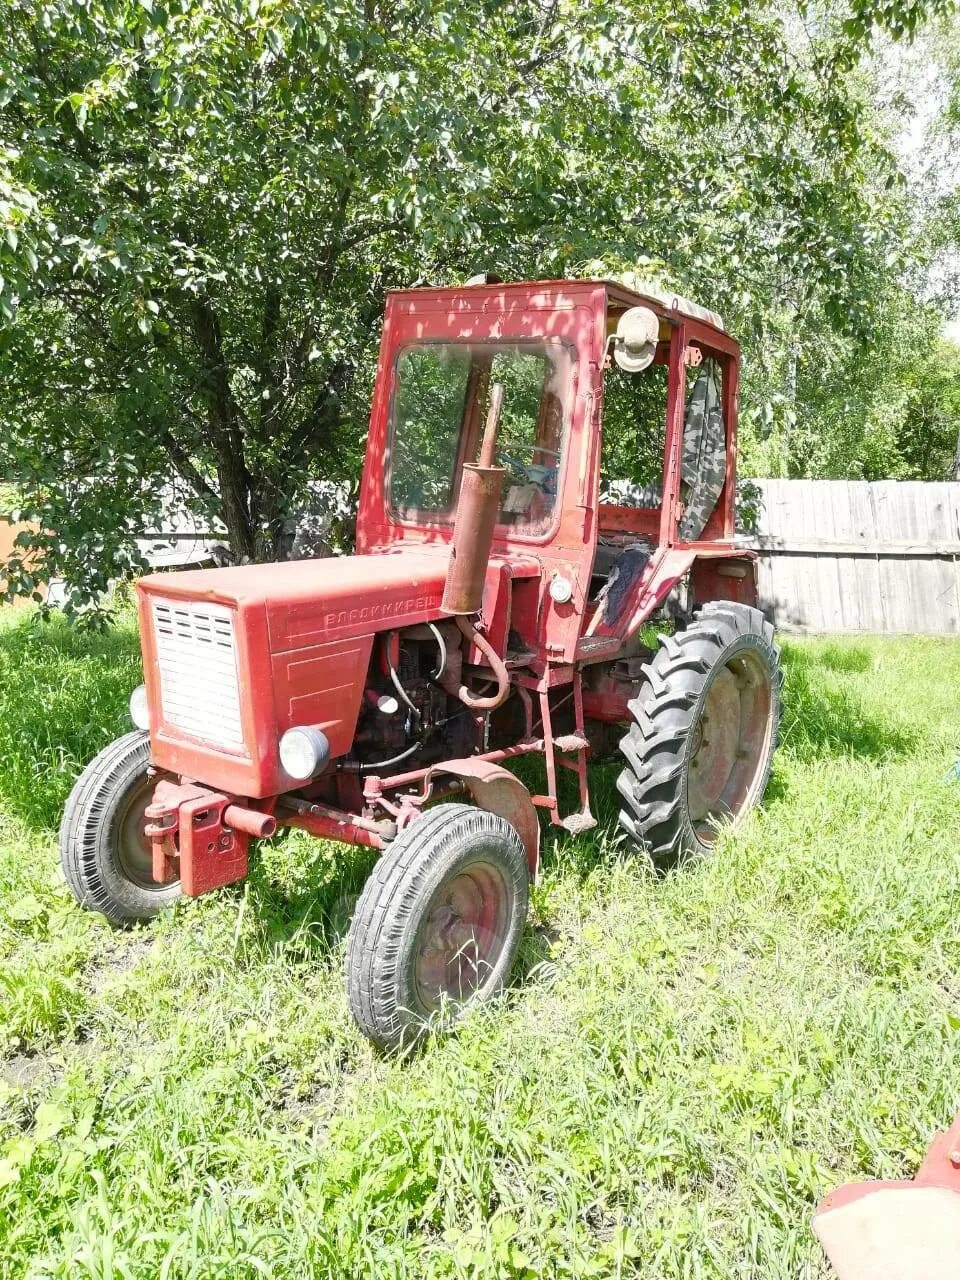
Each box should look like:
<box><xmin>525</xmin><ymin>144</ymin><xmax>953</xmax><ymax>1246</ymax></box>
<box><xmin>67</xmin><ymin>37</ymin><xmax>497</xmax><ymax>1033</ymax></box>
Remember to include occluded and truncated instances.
<box><xmin>356</xmin><ymin>278</ymin><xmax>746</xmax><ymax>665</ymax></box>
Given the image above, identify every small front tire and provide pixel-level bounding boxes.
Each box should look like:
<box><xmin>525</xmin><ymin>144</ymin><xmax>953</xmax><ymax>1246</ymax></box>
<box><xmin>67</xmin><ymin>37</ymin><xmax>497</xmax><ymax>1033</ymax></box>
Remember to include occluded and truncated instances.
<box><xmin>60</xmin><ymin>730</ymin><xmax>181</xmax><ymax>926</ymax></box>
<box><xmin>345</xmin><ymin>804</ymin><xmax>529</xmax><ymax>1051</ymax></box>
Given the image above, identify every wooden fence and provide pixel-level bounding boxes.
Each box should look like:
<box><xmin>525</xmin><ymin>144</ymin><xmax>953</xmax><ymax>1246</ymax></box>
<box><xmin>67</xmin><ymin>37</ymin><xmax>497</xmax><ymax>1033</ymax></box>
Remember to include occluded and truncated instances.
<box><xmin>739</xmin><ymin>479</ymin><xmax>960</xmax><ymax>634</ymax></box>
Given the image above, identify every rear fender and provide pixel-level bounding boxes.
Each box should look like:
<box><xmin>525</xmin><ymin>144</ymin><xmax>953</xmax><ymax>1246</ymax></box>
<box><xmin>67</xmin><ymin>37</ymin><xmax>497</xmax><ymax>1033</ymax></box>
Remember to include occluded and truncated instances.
<box><xmin>689</xmin><ymin>551</ymin><xmax>758</xmax><ymax>611</ymax></box>
<box><xmin>598</xmin><ymin>547</ymin><xmax>760</xmax><ymax>645</ymax></box>
<box><xmin>425</xmin><ymin>759</ymin><xmax>540</xmax><ymax>878</ymax></box>
<box><xmin>608</xmin><ymin>547</ymin><xmax>696</xmax><ymax>640</ymax></box>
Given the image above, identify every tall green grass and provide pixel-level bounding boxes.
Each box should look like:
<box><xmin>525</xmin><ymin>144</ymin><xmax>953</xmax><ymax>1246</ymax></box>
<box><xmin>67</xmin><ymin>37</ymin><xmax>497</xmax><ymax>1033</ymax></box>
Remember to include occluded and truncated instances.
<box><xmin>1</xmin><ymin>611</ymin><xmax>959</xmax><ymax>1278</ymax></box>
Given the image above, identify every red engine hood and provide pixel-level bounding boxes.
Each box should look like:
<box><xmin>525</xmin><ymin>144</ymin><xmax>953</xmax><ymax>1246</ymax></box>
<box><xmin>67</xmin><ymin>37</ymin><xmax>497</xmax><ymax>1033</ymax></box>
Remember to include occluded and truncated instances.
<box><xmin>139</xmin><ymin>548</ymin><xmax>451</xmax><ymax>647</ymax></box>
<box><xmin>136</xmin><ymin>545</ymin><xmax>539</xmax><ymax>799</ymax></box>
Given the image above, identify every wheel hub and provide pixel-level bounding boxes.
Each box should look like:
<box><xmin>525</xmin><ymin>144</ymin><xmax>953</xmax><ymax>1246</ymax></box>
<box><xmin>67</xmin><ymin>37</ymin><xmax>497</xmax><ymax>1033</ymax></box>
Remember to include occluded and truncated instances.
<box><xmin>687</xmin><ymin>648</ymin><xmax>773</xmax><ymax>843</ymax></box>
<box><xmin>414</xmin><ymin>860</ymin><xmax>509</xmax><ymax>1010</ymax></box>
<box><xmin>115</xmin><ymin>776</ymin><xmax>170</xmax><ymax>890</ymax></box>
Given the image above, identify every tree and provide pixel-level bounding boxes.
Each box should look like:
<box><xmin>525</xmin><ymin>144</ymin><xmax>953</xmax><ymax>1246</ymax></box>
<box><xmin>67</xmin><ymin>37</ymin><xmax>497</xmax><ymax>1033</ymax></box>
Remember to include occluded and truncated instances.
<box><xmin>0</xmin><ymin>0</ymin><xmax>951</xmax><ymax>609</ymax></box>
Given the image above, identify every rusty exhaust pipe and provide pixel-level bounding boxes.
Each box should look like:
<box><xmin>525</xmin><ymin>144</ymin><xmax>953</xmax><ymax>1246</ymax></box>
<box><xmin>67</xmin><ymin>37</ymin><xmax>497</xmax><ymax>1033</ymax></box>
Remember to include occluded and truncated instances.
<box><xmin>453</xmin><ymin>615</ymin><xmax>509</xmax><ymax>710</ymax></box>
<box><xmin>441</xmin><ymin>383</ymin><xmax>506</xmax><ymax>616</ymax></box>
<box><xmin>439</xmin><ymin>383</ymin><xmax>510</xmax><ymax>710</ymax></box>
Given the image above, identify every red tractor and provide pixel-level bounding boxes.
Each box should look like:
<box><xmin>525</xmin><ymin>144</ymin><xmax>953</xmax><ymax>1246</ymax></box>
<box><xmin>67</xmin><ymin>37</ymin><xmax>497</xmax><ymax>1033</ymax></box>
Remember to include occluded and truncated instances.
<box><xmin>61</xmin><ymin>279</ymin><xmax>781</xmax><ymax>1049</ymax></box>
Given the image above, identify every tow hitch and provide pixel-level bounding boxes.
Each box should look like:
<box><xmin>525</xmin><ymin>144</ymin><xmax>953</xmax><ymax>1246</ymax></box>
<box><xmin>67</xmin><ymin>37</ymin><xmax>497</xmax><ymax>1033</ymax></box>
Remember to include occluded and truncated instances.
<box><xmin>144</xmin><ymin>779</ymin><xmax>276</xmax><ymax>896</ymax></box>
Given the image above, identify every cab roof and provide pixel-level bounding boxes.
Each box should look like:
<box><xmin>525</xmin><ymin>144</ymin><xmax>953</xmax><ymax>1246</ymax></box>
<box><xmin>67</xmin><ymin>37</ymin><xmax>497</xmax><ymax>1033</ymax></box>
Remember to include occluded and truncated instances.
<box><xmin>385</xmin><ymin>278</ymin><xmax>728</xmax><ymax>340</ymax></box>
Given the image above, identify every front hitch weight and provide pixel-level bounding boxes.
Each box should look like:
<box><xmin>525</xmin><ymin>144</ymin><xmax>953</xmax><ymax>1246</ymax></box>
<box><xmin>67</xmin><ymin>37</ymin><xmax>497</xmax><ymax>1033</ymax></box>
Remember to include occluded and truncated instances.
<box><xmin>144</xmin><ymin>779</ymin><xmax>274</xmax><ymax>896</ymax></box>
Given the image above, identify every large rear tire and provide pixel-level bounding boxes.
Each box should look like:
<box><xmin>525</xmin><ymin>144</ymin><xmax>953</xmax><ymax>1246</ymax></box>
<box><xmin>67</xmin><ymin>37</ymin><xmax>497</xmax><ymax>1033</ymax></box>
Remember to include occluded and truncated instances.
<box><xmin>617</xmin><ymin>602</ymin><xmax>781</xmax><ymax>863</ymax></box>
<box><xmin>345</xmin><ymin>803</ymin><xmax>529</xmax><ymax>1051</ymax></box>
<box><xmin>60</xmin><ymin>730</ymin><xmax>181</xmax><ymax>926</ymax></box>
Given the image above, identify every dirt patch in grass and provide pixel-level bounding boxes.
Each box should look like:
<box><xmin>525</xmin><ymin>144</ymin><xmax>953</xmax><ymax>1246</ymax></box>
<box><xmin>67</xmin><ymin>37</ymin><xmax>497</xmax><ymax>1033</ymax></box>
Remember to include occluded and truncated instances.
<box><xmin>86</xmin><ymin>935</ymin><xmax>156</xmax><ymax>998</ymax></box>
<box><xmin>0</xmin><ymin>1052</ymin><xmax>48</xmax><ymax>1090</ymax></box>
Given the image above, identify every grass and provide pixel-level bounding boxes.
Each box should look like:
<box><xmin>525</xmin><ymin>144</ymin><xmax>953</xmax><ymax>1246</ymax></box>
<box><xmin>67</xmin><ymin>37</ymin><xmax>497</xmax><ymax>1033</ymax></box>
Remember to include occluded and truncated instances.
<box><xmin>1</xmin><ymin>610</ymin><xmax>959</xmax><ymax>1279</ymax></box>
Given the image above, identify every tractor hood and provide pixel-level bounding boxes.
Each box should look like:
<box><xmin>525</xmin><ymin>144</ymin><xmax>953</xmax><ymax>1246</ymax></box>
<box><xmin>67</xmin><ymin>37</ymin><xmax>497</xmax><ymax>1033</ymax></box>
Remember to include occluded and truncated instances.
<box><xmin>139</xmin><ymin>547</ymin><xmax>451</xmax><ymax>649</ymax></box>
<box><xmin>136</xmin><ymin>548</ymin><xmax>453</xmax><ymax>798</ymax></box>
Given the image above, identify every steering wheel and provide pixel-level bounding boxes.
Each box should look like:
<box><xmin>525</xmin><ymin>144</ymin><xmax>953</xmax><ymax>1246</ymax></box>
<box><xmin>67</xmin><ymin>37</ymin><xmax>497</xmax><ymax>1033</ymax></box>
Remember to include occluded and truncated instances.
<box><xmin>497</xmin><ymin>451</ymin><xmax>558</xmax><ymax>494</ymax></box>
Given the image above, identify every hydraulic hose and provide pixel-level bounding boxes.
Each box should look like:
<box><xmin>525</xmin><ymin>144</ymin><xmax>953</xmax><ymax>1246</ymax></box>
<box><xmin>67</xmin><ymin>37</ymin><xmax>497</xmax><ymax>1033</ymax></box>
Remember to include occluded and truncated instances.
<box><xmin>384</xmin><ymin>632</ymin><xmax>420</xmax><ymax>728</ymax></box>
<box><xmin>453</xmin><ymin>615</ymin><xmax>510</xmax><ymax>711</ymax></box>
<box><xmin>340</xmin><ymin>741</ymin><xmax>423</xmax><ymax>774</ymax></box>
<box><xmin>426</xmin><ymin>621</ymin><xmax>447</xmax><ymax>681</ymax></box>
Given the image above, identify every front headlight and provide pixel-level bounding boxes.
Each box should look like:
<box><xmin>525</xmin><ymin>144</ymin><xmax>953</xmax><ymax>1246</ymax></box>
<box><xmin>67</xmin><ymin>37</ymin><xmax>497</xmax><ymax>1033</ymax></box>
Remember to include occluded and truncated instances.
<box><xmin>129</xmin><ymin>683</ymin><xmax>150</xmax><ymax>731</ymax></box>
<box><xmin>279</xmin><ymin>726</ymin><xmax>331</xmax><ymax>780</ymax></box>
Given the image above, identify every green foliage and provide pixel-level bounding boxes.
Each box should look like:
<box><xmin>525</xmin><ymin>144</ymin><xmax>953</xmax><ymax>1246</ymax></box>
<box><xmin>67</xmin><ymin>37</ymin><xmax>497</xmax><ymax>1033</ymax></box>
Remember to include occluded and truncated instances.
<box><xmin>0</xmin><ymin>0</ymin><xmax>954</xmax><ymax>601</ymax></box>
<box><xmin>0</xmin><ymin>610</ymin><xmax>140</xmax><ymax>827</ymax></box>
<box><xmin>601</xmin><ymin>364</ymin><xmax>670</xmax><ymax>491</ymax></box>
<box><xmin>898</xmin><ymin>339</ymin><xmax>960</xmax><ymax>477</ymax></box>
<box><xmin>2</xmin><ymin>614</ymin><xmax>960</xmax><ymax>1273</ymax></box>
<box><xmin>738</xmin><ymin>291</ymin><xmax>960</xmax><ymax>481</ymax></box>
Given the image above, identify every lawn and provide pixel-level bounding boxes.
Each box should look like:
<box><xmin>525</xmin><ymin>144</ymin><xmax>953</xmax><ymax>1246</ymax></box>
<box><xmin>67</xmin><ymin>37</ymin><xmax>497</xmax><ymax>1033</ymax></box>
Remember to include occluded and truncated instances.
<box><xmin>0</xmin><ymin>611</ymin><xmax>959</xmax><ymax>1279</ymax></box>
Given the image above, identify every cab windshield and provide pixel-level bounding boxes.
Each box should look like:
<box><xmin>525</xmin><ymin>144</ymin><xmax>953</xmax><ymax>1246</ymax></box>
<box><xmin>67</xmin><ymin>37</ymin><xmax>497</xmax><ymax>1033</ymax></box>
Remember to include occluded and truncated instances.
<box><xmin>388</xmin><ymin>341</ymin><xmax>573</xmax><ymax>535</ymax></box>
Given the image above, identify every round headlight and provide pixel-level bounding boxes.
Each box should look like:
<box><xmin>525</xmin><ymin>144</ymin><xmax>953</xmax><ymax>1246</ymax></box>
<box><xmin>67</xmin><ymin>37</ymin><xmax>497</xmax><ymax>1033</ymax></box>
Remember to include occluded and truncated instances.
<box><xmin>129</xmin><ymin>683</ymin><xmax>150</xmax><ymax>731</ymax></box>
<box><xmin>549</xmin><ymin>573</ymin><xmax>573</xmax><ymax>605</ymax></box>
<box><xmin>279</xmin><ymin>726</ymin><xmax>331</xmax><ymax>781</ymax></box>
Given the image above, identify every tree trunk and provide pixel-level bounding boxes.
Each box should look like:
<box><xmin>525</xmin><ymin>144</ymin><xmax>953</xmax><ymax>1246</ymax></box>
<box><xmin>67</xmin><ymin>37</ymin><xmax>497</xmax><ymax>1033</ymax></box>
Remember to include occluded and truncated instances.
<box><xmin>782</xmin><ymin>335</ymin><xmax>798</xmax><ymax>478</ymax></box>
<box><xmin>217</xmin><ymin>454</ymin><xmax>257</xmax><ymax>564</ymax></box>
<box><xmin>191</xmin><ymin>298</ymin><xmax>257</xmax><ymax>562</ymax></box>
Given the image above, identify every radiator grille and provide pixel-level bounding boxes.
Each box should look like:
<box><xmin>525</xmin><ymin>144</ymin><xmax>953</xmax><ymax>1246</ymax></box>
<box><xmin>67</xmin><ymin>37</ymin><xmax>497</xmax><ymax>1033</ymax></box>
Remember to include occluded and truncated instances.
<box><xmin>151</xmin><ymin>599</ymin><xmax>245</xmax><ymax>752</ymax></box>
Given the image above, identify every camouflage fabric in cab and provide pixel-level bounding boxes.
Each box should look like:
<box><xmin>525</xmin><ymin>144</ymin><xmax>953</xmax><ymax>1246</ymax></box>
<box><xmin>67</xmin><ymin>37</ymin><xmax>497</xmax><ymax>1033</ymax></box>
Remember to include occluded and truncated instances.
<box><xmin>679</xmin><ymin>360</ymin><xmax>726</xmax><ymax>541</ymax></box>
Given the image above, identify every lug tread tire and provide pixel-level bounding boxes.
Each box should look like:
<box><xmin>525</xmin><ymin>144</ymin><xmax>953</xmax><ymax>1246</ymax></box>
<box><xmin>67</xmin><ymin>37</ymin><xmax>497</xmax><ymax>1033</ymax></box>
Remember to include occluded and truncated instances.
<box><xmin>345</xmin><ymin>803</ymin><xmax>529</xmax><ymax>1052</ymax></box>
<box><xmin>60</xmin><ymin>730</ymin><xmax>180</xmax><ymax>926</ymax></box>
<box><xmin>617</xmin><ymin>603</ymin><xmax>781</xmax><ymax>864</ymax></box>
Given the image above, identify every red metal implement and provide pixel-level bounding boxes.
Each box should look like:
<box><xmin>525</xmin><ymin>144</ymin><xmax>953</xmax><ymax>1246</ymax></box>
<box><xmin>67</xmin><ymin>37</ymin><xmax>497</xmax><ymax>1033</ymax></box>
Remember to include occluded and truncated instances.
<box><xmin>813</xmin><ymin>1112</ymin><xmax>960</xmax><ymax>1280</ymax></box>
<box><xmin>145</xmin><ymin>778</ymin><xmax>276</xmax><ymax>896</ymax></box>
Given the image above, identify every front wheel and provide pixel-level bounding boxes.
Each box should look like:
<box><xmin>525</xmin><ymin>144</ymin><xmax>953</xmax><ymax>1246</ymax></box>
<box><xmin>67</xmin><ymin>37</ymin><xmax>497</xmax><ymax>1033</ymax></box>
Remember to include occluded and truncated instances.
<box><xmin>345</xmin><ymin>804</ymin><xmax>529</xmax><ymax>1051</ymax></box>
<box><xmin>60</xmin><ymin>730</ymin><xmax>181</xmax><ymax>926</ymax></box>
<box><xmin>617</xmin><ymin>601</ymin><xmax>781</xmax><ymax>863</ymax></box>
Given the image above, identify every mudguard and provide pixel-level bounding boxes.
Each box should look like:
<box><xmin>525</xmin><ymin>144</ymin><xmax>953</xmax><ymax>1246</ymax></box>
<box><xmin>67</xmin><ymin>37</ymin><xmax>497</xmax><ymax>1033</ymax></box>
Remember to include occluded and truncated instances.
<box><xmin>425</xmin><ymin>758</ymin><xmax>540</xmax><ymax>878</ymax></box>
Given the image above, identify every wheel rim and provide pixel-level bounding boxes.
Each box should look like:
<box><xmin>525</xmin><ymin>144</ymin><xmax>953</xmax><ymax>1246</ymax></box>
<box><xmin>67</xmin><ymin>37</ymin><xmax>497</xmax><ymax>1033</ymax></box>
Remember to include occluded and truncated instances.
<box><xmin>686</xmin><ymin>648</ymin><xmax>773</xmax><ymax>843</ymax></box>
<box><xmin>414</xmin><ymin>859</ymin><xmax>511</xmax><ymax>1012</ymax></box>
<box><xmin>114</xmin><ymin>774</ymin><xmax>173</xmax><ymax>891</ymax></box>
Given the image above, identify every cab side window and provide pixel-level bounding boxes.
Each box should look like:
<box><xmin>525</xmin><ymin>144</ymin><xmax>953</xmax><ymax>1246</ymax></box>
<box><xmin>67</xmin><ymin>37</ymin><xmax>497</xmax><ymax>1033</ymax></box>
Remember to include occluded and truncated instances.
<box><xmin>390</xmin><ymin>345</ymin><xmax>471</xmax><ymax>515</ymax></box>
<box><xmin>600</xmin><ymin>362</ymin><xmax>668</xmax><ymax>505</ymax></box>
<box><xmin>679</xmin><ymin>357</ymin><xmax>726</xmax><ymax>541</ymax></box>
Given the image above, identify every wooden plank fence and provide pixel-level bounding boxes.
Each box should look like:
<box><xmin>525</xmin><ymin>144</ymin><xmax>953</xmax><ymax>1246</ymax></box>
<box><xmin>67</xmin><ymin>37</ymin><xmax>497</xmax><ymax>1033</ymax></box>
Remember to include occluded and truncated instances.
<box><xmin>739</xmin><ymin>479</ymin><xmax>960</xmax><ymax>634</ymax></box>
<box><xmin>7</xmin><ymin>480</ymin><xmax>957</xmax><ymax>633</ymax></box>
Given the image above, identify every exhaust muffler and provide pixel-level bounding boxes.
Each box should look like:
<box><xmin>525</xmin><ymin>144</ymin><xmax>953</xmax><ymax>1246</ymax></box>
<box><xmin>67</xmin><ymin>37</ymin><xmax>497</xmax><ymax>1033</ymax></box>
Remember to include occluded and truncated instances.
<box><xmin>441</xmin><ymin>382</ymin><xmax>505</xmax><ymax>616</ymax></box>
<box><xmin>440</xmin><ymin>382</ymin><xmax>510</xmax><ymax>710</ymax></box>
